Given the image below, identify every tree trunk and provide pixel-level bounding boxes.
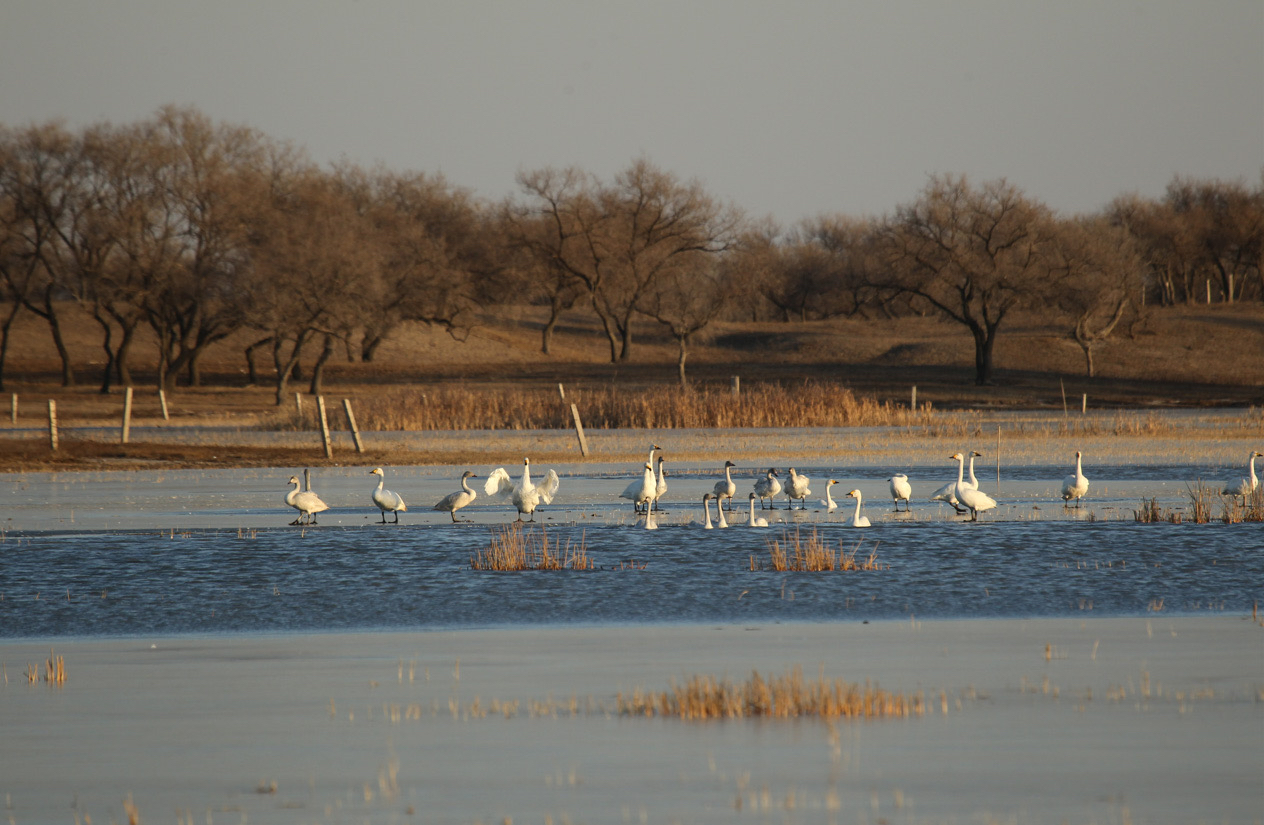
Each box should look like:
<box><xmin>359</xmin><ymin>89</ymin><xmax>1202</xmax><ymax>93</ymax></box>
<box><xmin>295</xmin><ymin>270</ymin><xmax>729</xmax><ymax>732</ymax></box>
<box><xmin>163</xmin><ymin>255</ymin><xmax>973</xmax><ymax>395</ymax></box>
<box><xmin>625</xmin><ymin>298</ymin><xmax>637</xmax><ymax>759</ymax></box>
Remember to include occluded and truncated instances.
<box><xmin>309</xmin><ymin>334</ymin><xmax>335</xmax><ymax>396</ymax></box>
<box><xmin>618</xmin><ymin>322</ymin><xmax>633</xmax><ymax>362</ymax></box>
<box><xmin>676</xmin><ymin>334</ymin><xmax>689</xmax><ymax>386</ymax></box>
<box><xmin>244</xmin><ymin>336</ymin><xmax>273</xmax><ymax>385</ymax></box>
<box><xmin>972</xmin><ymin>326</ymin><xmax>996</xmax><ymax>386</ymax></box>
<box><xmin>360</xmin><ymin>331</ymin><xmax>383</xmax><ymax>362</ymax></box>
<box><xmin>0</xmin><ymin>301</ymin><xmax>21</xmax><ymax>393</ymax></box>
<box><xmin>92</xmin><ymin>310</ymin><xmax>116</xmax><ymax>394</ymax></box>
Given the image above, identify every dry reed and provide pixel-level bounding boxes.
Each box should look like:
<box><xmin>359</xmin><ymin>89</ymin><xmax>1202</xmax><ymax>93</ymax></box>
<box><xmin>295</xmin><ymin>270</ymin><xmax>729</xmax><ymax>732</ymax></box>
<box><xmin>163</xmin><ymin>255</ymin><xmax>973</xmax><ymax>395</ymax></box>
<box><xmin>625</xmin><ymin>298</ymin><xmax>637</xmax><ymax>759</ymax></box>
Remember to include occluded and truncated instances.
<box><xmin>1134</xmin><ymin>499</ymin><xmax>1182</xmax><ymax>524</ymax></box>
<box><xmin>1222</xmin><ymin>486</ymin><xmax>1264</xmax><ymax>523</ymax></box>
<box><xmin>470</xmin><ymin>523</ymin><xmax>593</xmax><ymax>571</ymax></box>
<box><xmin>751</xmin><ymin>529</ymin><xmax>885</xmax><ymax>572</ymax></box>
<box><xmin>617</xmin><ymin>666</ymin><xmax>923</xmax><ymax>720</ymax></box>
<box><xmin>316</xmin><ymin>380</ymin><xmax>929</xmax><ymax>432</ymax></box>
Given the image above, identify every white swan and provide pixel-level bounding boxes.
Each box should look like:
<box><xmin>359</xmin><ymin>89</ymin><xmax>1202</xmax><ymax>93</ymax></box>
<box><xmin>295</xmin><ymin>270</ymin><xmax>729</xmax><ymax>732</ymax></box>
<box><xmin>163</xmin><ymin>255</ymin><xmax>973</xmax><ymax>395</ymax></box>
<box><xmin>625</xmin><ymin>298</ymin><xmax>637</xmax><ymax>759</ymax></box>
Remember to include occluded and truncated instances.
<box><xmin>713</xmin><ymin>460</ymin><xmax>737</xmax><ymax>511</ymax></box>
<box><xmin>484</xmin><ymin>457</ymin><xmax>560</xmax><ymax>522</ymax></box>
<box><xmin>286</xmin><ymin>475</ymin><xmax>329</xmax><ymax>525</ymax></box>
<box><xmin>930</xmin><ymin>451</ymin><xmax>981</xmax><ymax>513</ymax></box>
<box><xmin>369</xmin><ymin>467</ymin><xmax>407</xmax><ymax>524</ymax></box>
<box><xmin>753</xmin><ymin>468</ymin><xmax>782</xmax><ymax>510</ymax></box>
<box><xmin>747</xmin><ymin>492</ymin><xmax>769</xmax><ymax>527</ymax></box>
<box><xmin>652</xmin><ymin>456</ymin><xmax>668</xmax><ymax>511</ymax></box>
<box><xmin>819</xmin><ymin>479</ymin><xmax>839</xmax><ymax>512</ymax></box>
<box><xmin>716</xmin><ymin>494</ymin><xmax>729</xmax><ymax>528</ymax></box>
<box><xmin>888</xmin><ymin>473</ymin><xmax>912</xmax><ymax>511</ymax></box>
<box><xmin>951</xmin><ymin>452</ymin><xmax>996</xmax><ymax>521</ymax></box>
<box><xmin>1223</xmin><ymin>450</ymin><xmax>1263</xmax><ymax>500</ymax></box>
<box><xmin>433</xmin><ymin>470</ymin><xmax>478</xmax><ymax>523</ymax></box>
<box><xmin>785</xmin><ymin>468</ymin><xmax>812</xmax><ymax>510</ymax></box>
<box><xmin>620</xmin><ymin>461</ymin><xmax>656</xmax><ymax>513</ymax></box>
<box><xmin>1061</xmin><ymin>450</ymin><xmax>1090</xmax><ymax>507</ymax></box>
<box><xmin>702</xmin><ymin>493</ymin><xmax>715</xmax><ymax>529</ymax></box>
<box><xmin>845</xmin><ymin>489</ymin><xmax>871</xmax><ymax>528</ymax></box>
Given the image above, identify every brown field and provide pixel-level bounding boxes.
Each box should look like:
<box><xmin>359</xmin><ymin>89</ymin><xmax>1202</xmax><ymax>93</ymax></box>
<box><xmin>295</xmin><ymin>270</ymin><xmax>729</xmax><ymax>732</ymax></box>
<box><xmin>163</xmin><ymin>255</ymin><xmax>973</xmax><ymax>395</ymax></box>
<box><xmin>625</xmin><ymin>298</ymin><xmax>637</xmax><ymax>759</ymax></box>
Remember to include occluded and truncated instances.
<box><xmin>1</xmin><ymin>301</ymin><xmax>1261</xmax><ymax>471</ymax></box>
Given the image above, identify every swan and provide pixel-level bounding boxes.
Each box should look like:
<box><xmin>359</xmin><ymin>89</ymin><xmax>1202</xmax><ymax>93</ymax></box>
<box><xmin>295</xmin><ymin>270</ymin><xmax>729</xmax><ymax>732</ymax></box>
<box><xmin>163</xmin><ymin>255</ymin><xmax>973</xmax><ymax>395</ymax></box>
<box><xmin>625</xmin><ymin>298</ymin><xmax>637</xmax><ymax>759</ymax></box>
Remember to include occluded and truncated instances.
<box><xmin>716</xmin><ymin>494</ymin><xmax>729</xmax><ymax>528</ymax></box>
<box><xmin>433</xmin><ymin>470</ymin><xmax>478</xmax><ymax>522</ymax></box>
<box><xmin>950</xmin><ymin>452</ymin><xmax>996</xmax><ymax>521</ymax></box>
<box><xmin>785</xmin><ymin>468</ymin><xmax>812</xmax><ymax>510</ymax></box>
<box><xmin>713</xmin><ymin>460</ymin><xmax>737</xmax><ymax>511</ymax></box>
<box><xmin>1223</xmin><ymin>451</ymin><xmax>1263</xmax><ymax>500</ymax></box>
<box><xmin>1061</xmin><ymin>450</ymin><xmax>1090</xmax><ymax>507</ymax></box>
<box><xmin>845</xmin><ymin>489</ymin><xmax>871</xmax><ymax>528</ymax></box>
<box><xmin>819</xmin><ymin>479</ymin><xmax>839</xmax><ymax>512</ymax></box>
<box><xmin>285</xmin><ymin>475</ymin><xmax>329</xmax><ymax>525</ymax></box>
<box><xmin>888</xmin><ymin>473</ymin><xmax>912</xmax><ymax>511</ymax></box>
<box><xmin>747</xmin><ymin>492</ymin><xmax>769</xmax><ymax>527</ymax></box>
<box><xmin>753</xmin><ymin>468</ymin><xmax>781</xmax><ymax>509</ymax></box>
<box><xmin>620</xmin><ymin>461</ymin><xmax>657</xmax><ymax>513</ymax></box>
<box><xmin>930</xmin><ymin>451</ymin><xmax>981</xmax><ymax>513</ymax></box>
<box><xmin>369</xmin><ymin>467</ymin><xmax>407</xmax><ymax>524</ymax></box>
<box><xmin>652</xmin><ymin>456</ymin><xmax>668</xmax><ymax>511</ymax></box>
<box><xmin>484</xmin><ymin>457</ymin><xmax>560</xmax><ymax>522</ymax></box>
<box><xmin>702</xmin><ymin>493</ymin><xmax>715</xmax><ymax>529</ymax></box>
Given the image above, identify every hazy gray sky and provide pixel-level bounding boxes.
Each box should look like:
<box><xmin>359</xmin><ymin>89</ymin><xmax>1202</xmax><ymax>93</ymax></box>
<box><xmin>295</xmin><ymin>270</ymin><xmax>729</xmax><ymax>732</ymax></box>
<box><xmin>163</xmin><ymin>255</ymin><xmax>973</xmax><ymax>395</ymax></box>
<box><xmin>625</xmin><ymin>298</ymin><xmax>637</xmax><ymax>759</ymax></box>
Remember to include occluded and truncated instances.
<box><xmin>2</xmin><ymin>1</ymin><xmax>1261</xmax><ymax>224</ymax></box>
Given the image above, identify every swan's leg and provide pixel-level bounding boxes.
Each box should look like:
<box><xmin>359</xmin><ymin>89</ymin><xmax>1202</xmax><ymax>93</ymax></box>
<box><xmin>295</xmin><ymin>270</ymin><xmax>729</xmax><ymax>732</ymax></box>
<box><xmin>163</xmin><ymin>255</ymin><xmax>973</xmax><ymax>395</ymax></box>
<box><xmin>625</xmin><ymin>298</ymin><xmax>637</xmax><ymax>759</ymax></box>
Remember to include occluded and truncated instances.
<box><xmin>393</xmin><ymin>510</ymin><xmax>400</xmax><ymax>524</ymax></box>
<box><xmin>380</xmin><ymin>510</ymin><xmax>387</xmax><ymax>524</ymax></box>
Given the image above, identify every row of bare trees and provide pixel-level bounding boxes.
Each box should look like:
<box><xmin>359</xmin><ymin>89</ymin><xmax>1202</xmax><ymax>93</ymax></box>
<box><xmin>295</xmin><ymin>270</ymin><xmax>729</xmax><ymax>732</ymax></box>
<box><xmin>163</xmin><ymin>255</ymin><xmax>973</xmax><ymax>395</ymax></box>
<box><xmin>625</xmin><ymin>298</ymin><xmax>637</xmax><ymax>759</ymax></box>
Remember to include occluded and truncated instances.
<box><xmin>3</xmin><ymin>107</ymin><xmax>1261</xmax><ymax>394</ymax></box>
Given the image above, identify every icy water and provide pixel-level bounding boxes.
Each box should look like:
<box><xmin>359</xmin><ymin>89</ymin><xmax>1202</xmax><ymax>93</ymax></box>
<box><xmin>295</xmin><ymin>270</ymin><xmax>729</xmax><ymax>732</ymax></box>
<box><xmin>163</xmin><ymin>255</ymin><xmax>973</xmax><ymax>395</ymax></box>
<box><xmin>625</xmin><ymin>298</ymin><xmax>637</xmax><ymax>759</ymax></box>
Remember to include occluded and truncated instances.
<box><xmin>2</xmin><ymin>458</ymin><xmax>1261</xmax><ymax>637</ymax></box>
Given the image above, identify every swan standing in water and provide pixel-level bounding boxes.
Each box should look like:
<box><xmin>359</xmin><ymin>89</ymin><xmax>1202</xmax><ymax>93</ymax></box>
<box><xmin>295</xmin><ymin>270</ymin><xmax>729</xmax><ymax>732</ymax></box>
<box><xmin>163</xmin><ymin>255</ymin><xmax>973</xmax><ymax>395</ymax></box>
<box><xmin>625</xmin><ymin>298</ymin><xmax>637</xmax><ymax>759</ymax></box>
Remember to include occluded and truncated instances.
<box><xmin>484</xmin><ymin>457</ymin><xmax>560</xmax><ymax>522</ymax></box>
<box><xmin>1061</xmin><ymin>450</ymin><xmax>1090</xmax><ymax>507</ymax></box>
<box><xmin>713</xmin><ymin>460</ymin><xmax>737</xmax><ymax>511</ymax></box>
<box><xmin>753</xmin><ymin>468</ymin><xmax>781</xmax><ymax>509</ymax></box>
<box><xmin>433</xmin><ymin>470</ymin><xmax>478</xmax><ymax>522</ymax></box>
<box><xmin>785</xmin><ymin>468</ymin><xmax>812</xmax><ymax>510</ymax></box>
<box><xmin>1223</xmin><ymin>450</ymin><xmax>1263</xmax><ymax>501</ymax></box>
<box><xmin>819</xmin><ymin>479</ymin><xmax>839</xmax><ymax>512</ymax></box>
<box><xmin>620</xmin><ymin>462</ymin><xmax>657</xmax><ymax>513</ymax></box>
<box><xmin>845</xmin><ymin>489</ymin><xmax>871</xmax><ymax>527</ymax></box>
<box><xmin>888</xmin><ymin>473</ymin><xmax>912</xmax><ymax>511</ymax></box>
<box><xmin>652</xmin><ymin>456</ymin><xmax>668</xmax><ymax>512</ymax></box>
<box><xmin>951</xmin><ymin>452</ymin><xmax>996</xmax><ymax>521</ymax></box>
<box><xmin>930</xmin><ymin>451</ymin><xmax>981</xmax><ymax>513</ymax></box>
<box><xmin>286</xmin><ymin>475</ymin><xmax>329</xmax><ymax>525</ymax></box>
<box><xmin>747</xmin><ymin>492</ymin><xmax>769</xmax><ymax>527</ymax></box>
<box><xmin>369</xmin><ymin>467</ymin><xmax>407</xmax><ymax>524</ymax></box>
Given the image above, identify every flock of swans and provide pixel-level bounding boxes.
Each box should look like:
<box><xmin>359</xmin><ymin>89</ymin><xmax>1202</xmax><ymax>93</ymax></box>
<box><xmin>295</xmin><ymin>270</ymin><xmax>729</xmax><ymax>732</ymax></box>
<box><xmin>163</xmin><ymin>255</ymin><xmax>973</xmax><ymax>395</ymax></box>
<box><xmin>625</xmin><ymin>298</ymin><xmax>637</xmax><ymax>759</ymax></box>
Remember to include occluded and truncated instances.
<box><xmin>283</xmin><ymin>448</ymin><xmax>1264</xmax><ymax>528</ymax></box>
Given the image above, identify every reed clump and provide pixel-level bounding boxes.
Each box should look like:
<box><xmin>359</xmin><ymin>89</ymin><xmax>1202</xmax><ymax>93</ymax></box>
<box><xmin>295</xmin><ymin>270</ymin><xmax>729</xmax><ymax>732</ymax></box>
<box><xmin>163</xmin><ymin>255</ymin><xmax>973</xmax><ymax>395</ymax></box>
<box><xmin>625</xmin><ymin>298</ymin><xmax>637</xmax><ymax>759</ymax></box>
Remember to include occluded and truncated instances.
<box><xmin>1134</xmin><ymin>499</ymin><xmax>1182</xmax><ymax>524</ymax></box>
<box><xmin>335</xmin><ymin>380</ymin><xmax>930</xmax><ymax>432</ymax></box>
<box><xmin>1221</xmin><ymin>486</ymin><xmax>1264</xmax><ymax>523</ymax></box>
<box><xmin>24</xmin><ymin>649</ymin><xmax>66</xmax><ymax>686</ymax></box>
<box><xmin>751</xmin><ymin>529</ymin><xmax>885</xmax><ymax>572</ymax></box>
<box><xmin>617</xmin><ymin>666</ymin><xmax>923</xmax><ymax>720</ymax></box>
<box><xmin>470</xmin><ymin>524</ymin><xmax>592</xmax><ymax>571</ymax></box>
<box><xmin>1186</xmin><ymin>481</ymin><xmax>1214</xmax><ymax>523</ymax></box>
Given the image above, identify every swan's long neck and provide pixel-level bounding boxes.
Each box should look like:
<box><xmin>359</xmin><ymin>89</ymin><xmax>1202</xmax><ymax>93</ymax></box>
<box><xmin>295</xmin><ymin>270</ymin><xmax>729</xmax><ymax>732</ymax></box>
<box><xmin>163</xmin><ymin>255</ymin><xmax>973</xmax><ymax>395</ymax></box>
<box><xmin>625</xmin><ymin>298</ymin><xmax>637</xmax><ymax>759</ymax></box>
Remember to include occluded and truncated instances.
<box><xmin>826</xmin><ymin>487</ymin><xmax>835</xmax><ymax>506</ymax></box>
<box><xmin>656</xmin><ymin>459</ymin><xmax>665</xmax><ymax>485</ymax></box>
<box><xmin>967</xmin><ymin>456</ymin><xmax>978</xmax><ymax>486</ymax></box>
<box><xmin>724</xmin><ymin>465</ymin><xmax>733</xmax><ymax>484</ymax></box>
<box><xmin>718</xmin><ymin>505</ymin><xmax>728</xmax><ymax>528</ymax></box>
<box><xmin>703</xmin><ymin>497</ymin><xmax>713</xmax><ymax>528</ymax></box>
<box><xmin>1076</xmin><ymin>453</ymin><xmax>1084</xmax><ymax>477</ymax></box>
<box><xmin>852</xmin><ymin>494</ymin><xmax>862</xmax><ymax>522</ymax></box>
<box><xmin>521</xmin><ymin>463</ymin><xmax>532</xmax><ymax>489</ymax></box>
<box><xmin>750</xmin><ymin>496</ymin><xmax>757</xmax><ymax>520</ymax></box>
<box><xmin>376</xmin><ymin>476</ymin><xmax>385</xmax><ymax>492</ymax></box>
<box><xmin>1250</xmin><ymin>454</ymin><xmax>1259</xmax><ymax>485</ymax></box>
<box><xmin>461</xmin><ymin>475</ymin><xmax>474</xmax><ymax>495</ymax></box>
<box><xmin>956</xmin><ymin>456</ymin><xmax>966</xmax><ymax>486</ymax></box>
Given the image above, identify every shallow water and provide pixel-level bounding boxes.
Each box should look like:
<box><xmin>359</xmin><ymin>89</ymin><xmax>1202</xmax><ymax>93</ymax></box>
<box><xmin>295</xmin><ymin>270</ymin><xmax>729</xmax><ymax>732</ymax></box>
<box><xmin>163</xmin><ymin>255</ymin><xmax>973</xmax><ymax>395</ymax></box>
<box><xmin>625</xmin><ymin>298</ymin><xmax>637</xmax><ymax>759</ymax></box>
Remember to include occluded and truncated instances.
<box><xmin>2</xmin><ymin>460</ymin><xmax>1261</xmax><ymax>637</ymax></box>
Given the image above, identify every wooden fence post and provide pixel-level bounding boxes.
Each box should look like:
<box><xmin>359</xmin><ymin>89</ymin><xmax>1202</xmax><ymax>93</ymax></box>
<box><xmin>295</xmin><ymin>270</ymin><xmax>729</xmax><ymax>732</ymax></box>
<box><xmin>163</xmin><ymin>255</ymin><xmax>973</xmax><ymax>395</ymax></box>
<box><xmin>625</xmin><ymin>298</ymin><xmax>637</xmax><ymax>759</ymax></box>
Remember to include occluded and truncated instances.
<box><xmin>47</xmin><ymin>400</ymin><xmax>58</xmax><ymax>451</ymax></box>
<box><xmin>121</xmin><ymin>386</ymin><xmax>133</xmax><ymax>444</ymax></box>
<box><xmin>1060</xmin><ymin>379</ymin><xmax>1068</xmax><ymax>416</ymax></box>
<box><xmin>343</xmin><ymin>398</ymin><xmax>364</xmax><ymax>453</ymax></box>
<box><xmin>158</xmin><ymin>389</ymin><xmax>169</xmax><ymax>421</ymax></box>
<box><xmin>569</xmin><ymin>402</ymin><xmax>589</xmax><ymax>457</ymax></box>
<box><xmin>10</xmin><ymin>393</ymin><xmax>16</xmax><ymax>424</ymax></box>
<box><xmin>911</xmin><ymin>385</ymin><xmax>917</xmax><ymax>410</ymax></box>
<box><xmin>732</xmin><ymin>376</ymin><xmax>740</xmax><ymax>397</ymax></box>
<box><xmin>1081</xmin><ymin>393</ymin><xmax>1087</xmax><ymax>415</ymax></box>
<box><xmin>557</xmin><ymin>383</ymin><xmax>566</xmax><ymax>402</ymax></box>
<box><xmin>317</xmin><ymin>396</ymin><xmax>333</xmax><ymax>459</ymax></box>
<box><xmin>295</xmin><ymin>393</ymin><xmax>303</xmax><ymax>420</ymax></box>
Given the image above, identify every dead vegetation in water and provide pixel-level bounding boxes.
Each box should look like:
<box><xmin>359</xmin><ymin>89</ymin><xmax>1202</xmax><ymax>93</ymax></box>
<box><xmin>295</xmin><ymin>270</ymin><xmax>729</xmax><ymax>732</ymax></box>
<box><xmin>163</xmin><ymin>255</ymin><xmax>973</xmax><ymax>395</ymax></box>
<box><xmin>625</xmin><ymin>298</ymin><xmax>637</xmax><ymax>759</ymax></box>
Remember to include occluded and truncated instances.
<box><xmin>342</xmin><ymin>380</ymin><xmax>929</xmax><ymax>432</ymax></box>
<box><xmin>470</xmin><ymin>523</ymin><xmax>593</xmax><ymax>571</ymax></box>
<box><xmin>13</xmin><ymin>649</ymin><xmax>66</xmax><ymax>687</ymax></box>
<box><xmin>1134</xmin><ymin>481</ymin><xmax>1264</xmax><ymax>524</ymax></box>
<box><xmin>751</xmin><ymin>529</ymin><xmax>886</xmax><ymax>572</ymax></box>
<box><xmin>616</xmin><ymin>666</ymin><xmax>923</xmax><ymax>720</ymax></box>
<box><xmin>1221</xmin><ymin>486</ymin><xmax>1264</xmax><ymax>523</ymax></box>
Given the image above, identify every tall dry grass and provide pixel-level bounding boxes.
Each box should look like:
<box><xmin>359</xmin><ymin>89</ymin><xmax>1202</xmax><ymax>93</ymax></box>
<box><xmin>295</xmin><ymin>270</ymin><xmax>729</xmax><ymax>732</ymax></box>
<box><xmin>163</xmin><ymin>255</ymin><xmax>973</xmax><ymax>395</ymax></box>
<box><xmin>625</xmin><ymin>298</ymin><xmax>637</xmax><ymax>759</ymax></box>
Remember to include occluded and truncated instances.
<box><xmin>752</xmin><ymin>528</ymin><xmax>886</xmax><ymax>572</ymax></box>
<box><xmin>311</xmin><ymin>381</ymin><xmax>930</xmax><ymax>432</ymax></box>
<box><xmin>470</xmin><ymin>523</ymin><xmax>593</xmax><ymax>571</ymax></box>
<box><xmin>617</xmin><ymin>666</ymin><xmax>923</xmax><ymax>720</ymax></box>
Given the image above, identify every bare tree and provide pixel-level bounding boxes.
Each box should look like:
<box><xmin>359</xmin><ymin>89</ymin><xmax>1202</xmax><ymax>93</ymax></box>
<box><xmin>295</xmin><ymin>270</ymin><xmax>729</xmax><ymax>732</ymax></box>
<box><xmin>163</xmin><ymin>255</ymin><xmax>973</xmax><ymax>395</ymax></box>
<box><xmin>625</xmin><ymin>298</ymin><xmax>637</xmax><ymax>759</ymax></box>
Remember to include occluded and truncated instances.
<box><xmin>1164</xmin><ymin>176</ymin><xmax>1263</xmax><ymax>303</ymax></box>
<box><xmin>1049</xmin><ymin>217</ymin><xmax>1144</xmax><ymax>377</ymax></box>
<box><xmin>643</xmin><ymin>253</ymin><xmax>729</xmax><ymax>385</ymax></box>
<box><xmin>878</xmin><ymin>175</ymin><xmax>1058</xmax><ymax>385</ymax></box>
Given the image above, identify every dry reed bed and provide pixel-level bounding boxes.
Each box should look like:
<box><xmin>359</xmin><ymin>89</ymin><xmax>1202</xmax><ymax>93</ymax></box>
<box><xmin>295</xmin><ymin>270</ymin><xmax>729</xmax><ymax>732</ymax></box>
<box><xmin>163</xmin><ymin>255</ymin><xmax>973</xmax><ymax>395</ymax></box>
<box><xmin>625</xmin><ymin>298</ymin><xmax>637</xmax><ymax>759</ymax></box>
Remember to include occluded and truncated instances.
<box><xmin>470</xmin><ymin>523</ymin><xmax>592</xmax><ymax>571</ymax></box>
<box><xmin>1134</xmin><ymin>483</ymin><xmax>1264</xmax><ymax>523</ymax></box>
<box><xmin>617</xmin><ymin>666</ymin><xmax>923</xmax><ymax>720</ymax></box>
<box><xmin>753</xmin><ymin>529</ymin><xmax>886</xmax><ymax>572</ymax></box>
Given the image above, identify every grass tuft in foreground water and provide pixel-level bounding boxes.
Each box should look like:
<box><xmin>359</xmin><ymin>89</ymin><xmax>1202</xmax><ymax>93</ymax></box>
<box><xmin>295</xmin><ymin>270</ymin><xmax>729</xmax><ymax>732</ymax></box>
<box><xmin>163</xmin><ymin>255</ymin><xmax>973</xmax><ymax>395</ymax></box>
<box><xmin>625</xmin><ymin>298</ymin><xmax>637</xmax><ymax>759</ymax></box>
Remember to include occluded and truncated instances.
<box><xmin>470</xmin><ymin>523</ymin><xmax>593</xmax><ymax>571</ymax></box>
<box><xmin>617</xmin><ymin>666</ymin><xmax>923</xmax><ymax>720</ymax></box>
<box><xmin>751</xmin><ymin>528</ymin><xmax>886</xmax><ymax>572</ymax></box>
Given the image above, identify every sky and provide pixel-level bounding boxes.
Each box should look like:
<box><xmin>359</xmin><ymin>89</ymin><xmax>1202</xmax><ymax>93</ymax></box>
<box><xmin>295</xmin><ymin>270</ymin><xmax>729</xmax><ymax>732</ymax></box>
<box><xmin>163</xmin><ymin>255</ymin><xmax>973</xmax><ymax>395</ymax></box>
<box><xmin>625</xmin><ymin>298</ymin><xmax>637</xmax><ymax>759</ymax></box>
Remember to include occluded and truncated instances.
<box><xmin>2</xmin><ymin>1</ymin><xmax>1261</xmax><ymax>225</ymax></box>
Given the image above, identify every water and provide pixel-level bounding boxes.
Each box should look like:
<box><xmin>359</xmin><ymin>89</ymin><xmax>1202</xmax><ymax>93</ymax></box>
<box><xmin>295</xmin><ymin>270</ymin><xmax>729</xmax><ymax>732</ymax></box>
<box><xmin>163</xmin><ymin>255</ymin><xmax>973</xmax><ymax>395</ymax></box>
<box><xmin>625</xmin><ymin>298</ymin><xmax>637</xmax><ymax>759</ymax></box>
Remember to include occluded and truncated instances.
<box><xmin>2</xmin><ymin>459</ymin><xmax>1261</xmax><ymax>637</ymax></box>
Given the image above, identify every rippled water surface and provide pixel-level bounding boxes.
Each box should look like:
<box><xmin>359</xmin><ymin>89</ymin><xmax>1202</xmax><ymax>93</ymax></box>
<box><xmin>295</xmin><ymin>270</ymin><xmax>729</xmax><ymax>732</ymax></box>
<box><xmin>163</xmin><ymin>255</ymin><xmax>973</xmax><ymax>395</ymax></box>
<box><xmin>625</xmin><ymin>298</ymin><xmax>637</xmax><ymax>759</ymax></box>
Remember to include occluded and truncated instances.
<box><xmin>2</xmin><ymin>458</ymin><xmax>1261</xmax><ymax>637</ymax></box>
